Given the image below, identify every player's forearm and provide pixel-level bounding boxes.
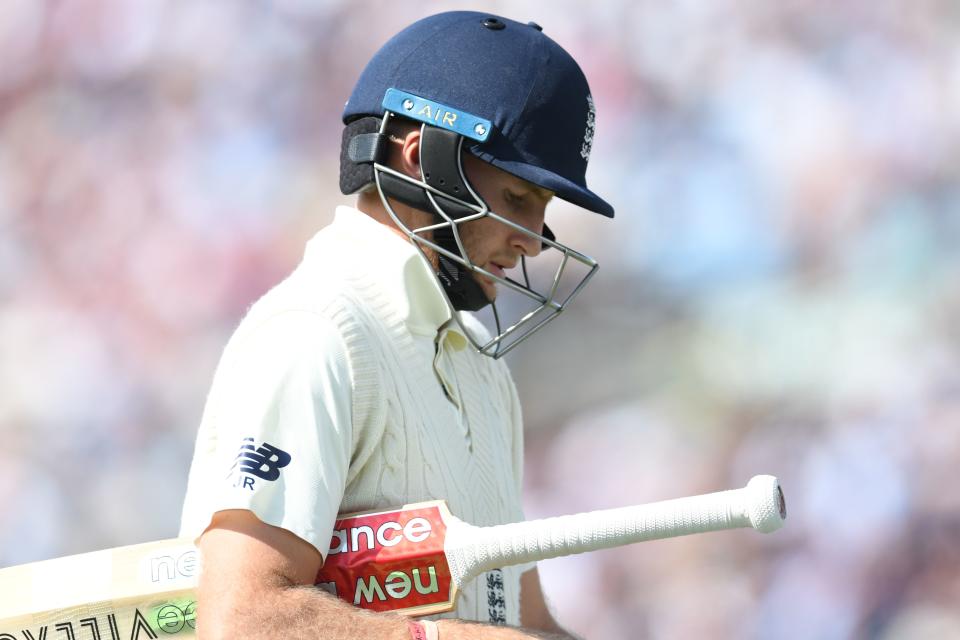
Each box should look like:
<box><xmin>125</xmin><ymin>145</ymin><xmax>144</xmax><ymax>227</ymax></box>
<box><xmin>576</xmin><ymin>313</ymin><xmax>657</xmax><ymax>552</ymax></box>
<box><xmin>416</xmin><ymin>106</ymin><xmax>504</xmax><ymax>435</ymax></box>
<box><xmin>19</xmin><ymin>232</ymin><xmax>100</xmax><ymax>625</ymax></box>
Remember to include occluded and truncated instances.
<box><xmin>434</xmin><ymin>619</ymin><xmax>580</xmax><ymax>639</ymax></box>
<box><xmin>198</xmin><ymin>583</ymin><xmax>568</xmax><ymax>640</ymax></box>
<box><xmin>197</xmin><ymin>581</ymin><xmax>409</xmax><ymax>640</ymax></box>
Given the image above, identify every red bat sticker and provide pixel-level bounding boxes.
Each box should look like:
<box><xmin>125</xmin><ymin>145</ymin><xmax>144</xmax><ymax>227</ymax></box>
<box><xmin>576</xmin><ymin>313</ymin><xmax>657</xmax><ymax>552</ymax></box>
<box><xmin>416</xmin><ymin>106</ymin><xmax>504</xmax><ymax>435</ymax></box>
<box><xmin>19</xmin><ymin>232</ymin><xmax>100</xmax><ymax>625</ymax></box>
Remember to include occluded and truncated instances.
<box><xmin>314</xmin><ymin>501</ymin><xmax>457</xmax><ymax>616</ymax></box>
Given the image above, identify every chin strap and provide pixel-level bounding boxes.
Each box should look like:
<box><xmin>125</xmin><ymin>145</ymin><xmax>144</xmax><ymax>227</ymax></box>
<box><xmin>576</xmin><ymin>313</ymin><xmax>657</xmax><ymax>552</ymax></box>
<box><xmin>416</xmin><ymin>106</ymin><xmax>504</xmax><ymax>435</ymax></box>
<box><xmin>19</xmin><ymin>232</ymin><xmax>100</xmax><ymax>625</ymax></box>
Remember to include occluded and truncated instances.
<box><xmin>434</xmin><ymin>233</ymin><xmax>490</xmax><ymax>312</ymax></box>
<box><xmin>417</xmin><ymin>127</ymin><xmax>498</xmax><ymax>311</ymax></box>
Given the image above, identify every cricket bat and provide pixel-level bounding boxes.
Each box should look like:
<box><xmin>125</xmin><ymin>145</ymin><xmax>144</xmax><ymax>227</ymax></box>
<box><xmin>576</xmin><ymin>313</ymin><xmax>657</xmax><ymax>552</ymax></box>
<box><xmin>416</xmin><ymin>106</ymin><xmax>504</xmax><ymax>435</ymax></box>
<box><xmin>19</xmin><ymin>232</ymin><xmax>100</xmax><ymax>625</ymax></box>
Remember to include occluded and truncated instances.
<box><xmin>0</xmin><ymin>475</ymin><xmax>786</xmax><ymax>638</ymax></box>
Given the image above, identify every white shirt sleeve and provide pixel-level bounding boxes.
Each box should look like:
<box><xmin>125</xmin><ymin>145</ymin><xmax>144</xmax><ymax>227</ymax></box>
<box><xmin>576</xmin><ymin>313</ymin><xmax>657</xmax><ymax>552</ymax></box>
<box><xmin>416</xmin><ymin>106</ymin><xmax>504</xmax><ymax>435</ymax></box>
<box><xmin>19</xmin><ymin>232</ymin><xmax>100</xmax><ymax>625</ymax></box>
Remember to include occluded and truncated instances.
<box><xmin>179</xmin><ymin>309</ymin><xmax>352</xmax><ymax>560</ymax></box>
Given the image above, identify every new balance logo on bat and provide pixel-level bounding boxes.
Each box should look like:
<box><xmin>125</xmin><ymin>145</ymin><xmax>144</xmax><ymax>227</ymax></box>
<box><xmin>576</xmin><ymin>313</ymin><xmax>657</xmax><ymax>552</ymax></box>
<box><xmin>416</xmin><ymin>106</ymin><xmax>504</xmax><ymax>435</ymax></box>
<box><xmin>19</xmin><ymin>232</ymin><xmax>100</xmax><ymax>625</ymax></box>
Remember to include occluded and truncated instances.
<box><xmin>227</xmin><ymin>438</ymin><xmax>291</xmax><ymax>491</ymax></box>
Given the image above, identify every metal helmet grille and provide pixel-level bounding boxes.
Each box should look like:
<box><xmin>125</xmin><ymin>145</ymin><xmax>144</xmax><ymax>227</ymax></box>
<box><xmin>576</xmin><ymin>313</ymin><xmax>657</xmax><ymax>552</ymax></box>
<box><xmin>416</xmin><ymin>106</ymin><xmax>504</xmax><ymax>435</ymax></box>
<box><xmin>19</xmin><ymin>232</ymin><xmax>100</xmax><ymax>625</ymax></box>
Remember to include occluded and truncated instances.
<box><xmin>372</xmin><ymin>114</ymin><xmax>599</xmax><ymax>359</ymax></box>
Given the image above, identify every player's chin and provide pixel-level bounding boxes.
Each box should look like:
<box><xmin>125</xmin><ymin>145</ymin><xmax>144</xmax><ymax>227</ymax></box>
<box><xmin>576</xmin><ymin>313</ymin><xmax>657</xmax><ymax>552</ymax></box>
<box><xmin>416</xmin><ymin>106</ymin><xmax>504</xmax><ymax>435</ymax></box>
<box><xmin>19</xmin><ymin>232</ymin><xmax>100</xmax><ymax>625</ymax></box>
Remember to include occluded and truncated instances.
<box><xmin>474</xmin><ymin>273</ymin><xmax>498</xmax><ymax>302</ymax></box>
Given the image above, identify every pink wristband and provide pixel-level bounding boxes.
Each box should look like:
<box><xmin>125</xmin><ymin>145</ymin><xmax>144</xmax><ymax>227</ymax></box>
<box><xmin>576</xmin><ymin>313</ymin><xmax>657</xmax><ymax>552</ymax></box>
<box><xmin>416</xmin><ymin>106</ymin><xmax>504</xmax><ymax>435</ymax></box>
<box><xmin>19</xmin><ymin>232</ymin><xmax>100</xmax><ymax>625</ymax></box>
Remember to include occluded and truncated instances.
<box><xmin>408</xmin><ymin>620</ymin><xmax>440</xmax><ymax>640</ymax></box>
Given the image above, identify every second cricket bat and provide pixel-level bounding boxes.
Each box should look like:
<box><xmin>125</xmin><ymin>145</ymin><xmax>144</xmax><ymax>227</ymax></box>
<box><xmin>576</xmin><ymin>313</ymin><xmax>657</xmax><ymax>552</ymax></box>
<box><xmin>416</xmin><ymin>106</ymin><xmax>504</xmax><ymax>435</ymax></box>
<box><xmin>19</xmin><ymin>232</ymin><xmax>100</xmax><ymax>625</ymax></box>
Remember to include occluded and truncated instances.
<box><xmin>0</xmin><ymin>475</ymin><xmax>786</xmax><ymax>638</ymax></box>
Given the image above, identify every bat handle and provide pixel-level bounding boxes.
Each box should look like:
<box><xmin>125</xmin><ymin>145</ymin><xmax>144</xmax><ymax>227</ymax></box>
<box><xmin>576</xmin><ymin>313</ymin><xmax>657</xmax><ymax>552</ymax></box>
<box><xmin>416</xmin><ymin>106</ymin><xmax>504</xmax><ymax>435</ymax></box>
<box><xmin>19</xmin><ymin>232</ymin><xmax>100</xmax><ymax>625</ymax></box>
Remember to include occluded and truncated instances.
<box><xmin>444</xmin><ymin>475</ymin><xmax>786</xmax><ymax>586</ymax></box>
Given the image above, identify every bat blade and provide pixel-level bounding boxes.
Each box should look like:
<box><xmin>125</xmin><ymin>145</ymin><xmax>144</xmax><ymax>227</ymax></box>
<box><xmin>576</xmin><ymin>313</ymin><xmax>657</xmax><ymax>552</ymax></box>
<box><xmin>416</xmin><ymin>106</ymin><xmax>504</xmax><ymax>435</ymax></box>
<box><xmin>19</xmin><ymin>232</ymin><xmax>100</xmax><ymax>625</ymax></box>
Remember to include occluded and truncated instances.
<box><xmin>0</xmin><ymin>593</ymin><xmax>199</xmax><ymax>640</ymax></box>
<box><xmin>0</xmin><ymin>538</ymin><xmax>199</xmax><ymax>638</ymax></box>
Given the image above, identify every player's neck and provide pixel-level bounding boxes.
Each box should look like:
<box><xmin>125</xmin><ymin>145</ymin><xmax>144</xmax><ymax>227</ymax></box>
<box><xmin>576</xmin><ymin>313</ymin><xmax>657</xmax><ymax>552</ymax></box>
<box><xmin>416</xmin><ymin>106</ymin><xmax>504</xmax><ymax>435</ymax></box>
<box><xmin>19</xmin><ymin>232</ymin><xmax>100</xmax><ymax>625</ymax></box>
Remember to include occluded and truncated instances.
<box><xmin>355</xmin><ymin>189</ymin><xmax>408</xmax><ymax>241</ymax></box>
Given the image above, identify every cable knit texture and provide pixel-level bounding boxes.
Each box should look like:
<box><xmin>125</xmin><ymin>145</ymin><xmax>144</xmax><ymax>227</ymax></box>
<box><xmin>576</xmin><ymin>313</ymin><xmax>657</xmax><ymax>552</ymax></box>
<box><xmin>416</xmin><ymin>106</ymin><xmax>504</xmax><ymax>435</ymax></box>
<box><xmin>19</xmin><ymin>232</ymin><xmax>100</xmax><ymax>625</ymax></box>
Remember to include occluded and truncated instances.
<box><xmin>182</xmin><ymin>207</ymin><xmax>528</xmax><ymax>625</ymax></box>
<box><xmin>319</xmin><ymin>227</ymin><xmax>527</xmax><ymax>624</ymax></box>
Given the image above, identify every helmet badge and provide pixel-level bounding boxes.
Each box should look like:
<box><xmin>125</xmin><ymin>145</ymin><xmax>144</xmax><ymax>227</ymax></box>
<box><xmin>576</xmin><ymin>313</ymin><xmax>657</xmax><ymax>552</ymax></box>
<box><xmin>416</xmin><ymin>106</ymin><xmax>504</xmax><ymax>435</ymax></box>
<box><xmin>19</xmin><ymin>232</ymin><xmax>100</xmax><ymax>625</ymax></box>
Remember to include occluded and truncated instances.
<box><xmin>580</xmin><ymin>95</ymin><xmax>596</xmax><ymax>161</ymax></box>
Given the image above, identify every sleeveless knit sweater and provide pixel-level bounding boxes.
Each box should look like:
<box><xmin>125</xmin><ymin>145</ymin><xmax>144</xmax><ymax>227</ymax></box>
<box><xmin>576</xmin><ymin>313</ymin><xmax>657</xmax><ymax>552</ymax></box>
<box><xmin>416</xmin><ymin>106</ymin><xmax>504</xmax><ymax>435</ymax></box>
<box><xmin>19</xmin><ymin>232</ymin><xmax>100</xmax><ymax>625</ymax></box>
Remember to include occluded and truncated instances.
<box><xmin>180</xmin><ymin>207</ymin><xmax>529</xmax><ymax>625</ymax></box>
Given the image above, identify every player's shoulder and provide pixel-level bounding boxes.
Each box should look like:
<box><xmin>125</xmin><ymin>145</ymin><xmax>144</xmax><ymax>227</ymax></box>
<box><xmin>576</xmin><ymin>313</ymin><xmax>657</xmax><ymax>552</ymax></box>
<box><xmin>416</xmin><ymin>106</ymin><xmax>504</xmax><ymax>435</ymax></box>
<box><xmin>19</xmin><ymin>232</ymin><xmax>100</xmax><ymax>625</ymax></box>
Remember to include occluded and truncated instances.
<box><xmin>223</xmin><ymin>265</ymin><xmax>349</xmax><ymax>362</ymax></box>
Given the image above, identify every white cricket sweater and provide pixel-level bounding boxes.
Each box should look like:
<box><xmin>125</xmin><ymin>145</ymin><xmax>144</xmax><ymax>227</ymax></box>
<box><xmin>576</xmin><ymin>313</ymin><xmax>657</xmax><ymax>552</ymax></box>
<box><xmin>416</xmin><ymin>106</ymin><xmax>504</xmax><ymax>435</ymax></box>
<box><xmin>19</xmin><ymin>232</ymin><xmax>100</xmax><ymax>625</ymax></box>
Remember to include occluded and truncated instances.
<box><xmin>180</xmin><ymin>206</ymin><xmax>529</xmax><ymax>625</ymax></box>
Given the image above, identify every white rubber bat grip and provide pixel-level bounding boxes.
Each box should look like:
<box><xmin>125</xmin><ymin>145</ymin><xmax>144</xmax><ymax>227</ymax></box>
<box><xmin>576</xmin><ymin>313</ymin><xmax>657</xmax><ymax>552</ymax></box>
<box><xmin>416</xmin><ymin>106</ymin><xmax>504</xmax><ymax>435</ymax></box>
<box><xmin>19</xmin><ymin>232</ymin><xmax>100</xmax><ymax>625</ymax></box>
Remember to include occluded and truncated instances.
<box><xmin>444</xmin><ymin>475</ymin><xmax>785</xmax><ymax>586</ymax></box>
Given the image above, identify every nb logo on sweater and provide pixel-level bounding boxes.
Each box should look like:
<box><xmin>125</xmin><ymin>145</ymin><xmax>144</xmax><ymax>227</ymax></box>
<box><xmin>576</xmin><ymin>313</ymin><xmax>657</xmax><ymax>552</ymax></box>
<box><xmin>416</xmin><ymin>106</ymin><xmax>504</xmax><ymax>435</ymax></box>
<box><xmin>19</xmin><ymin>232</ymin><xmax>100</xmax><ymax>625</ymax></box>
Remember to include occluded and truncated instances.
<box><xmin>227</xmin><ymin>437</ymin><xmax>292</xmax><ymax>491</ymax></box>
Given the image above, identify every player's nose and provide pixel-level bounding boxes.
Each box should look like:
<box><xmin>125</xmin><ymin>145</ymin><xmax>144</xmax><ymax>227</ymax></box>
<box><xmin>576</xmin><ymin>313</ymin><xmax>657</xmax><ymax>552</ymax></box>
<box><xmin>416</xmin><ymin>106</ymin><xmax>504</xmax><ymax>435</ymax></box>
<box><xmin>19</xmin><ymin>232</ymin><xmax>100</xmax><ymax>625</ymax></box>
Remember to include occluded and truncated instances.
<box><xmin>511</xmin><ymin>212</ymin><xmax>546</xmax><ymax>258</ymax></box>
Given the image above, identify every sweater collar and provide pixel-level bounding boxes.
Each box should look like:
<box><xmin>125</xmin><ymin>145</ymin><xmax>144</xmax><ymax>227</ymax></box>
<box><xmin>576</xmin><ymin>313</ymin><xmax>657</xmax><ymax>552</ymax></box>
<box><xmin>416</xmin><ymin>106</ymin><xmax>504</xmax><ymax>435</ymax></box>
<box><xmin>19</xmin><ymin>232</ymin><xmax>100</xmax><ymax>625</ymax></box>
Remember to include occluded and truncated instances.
<box><xmin>321</xmin><ymin>206</ymin><xmax>467</xmax><ymax>349</ymax></box>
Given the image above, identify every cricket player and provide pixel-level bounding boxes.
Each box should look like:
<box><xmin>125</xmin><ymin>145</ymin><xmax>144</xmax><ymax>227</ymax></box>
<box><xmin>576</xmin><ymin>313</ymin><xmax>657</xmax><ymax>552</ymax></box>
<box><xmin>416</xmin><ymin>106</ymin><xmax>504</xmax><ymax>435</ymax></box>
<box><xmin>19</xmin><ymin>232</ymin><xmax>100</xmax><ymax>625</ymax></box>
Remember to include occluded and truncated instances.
<box><xmin>179</xmin><ymin>11</ymin><xmax>614</xmax><ymax>639</ymax></box>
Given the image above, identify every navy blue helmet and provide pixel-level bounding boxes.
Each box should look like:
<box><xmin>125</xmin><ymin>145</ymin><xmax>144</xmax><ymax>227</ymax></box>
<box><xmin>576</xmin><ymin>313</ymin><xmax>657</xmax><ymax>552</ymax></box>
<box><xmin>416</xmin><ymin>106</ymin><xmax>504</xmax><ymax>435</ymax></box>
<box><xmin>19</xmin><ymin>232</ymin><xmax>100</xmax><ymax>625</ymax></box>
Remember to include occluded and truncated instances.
<box><xmin>341</xmin><ymin>11</ymin><xmax>612</xmax><ymax>357</ymax></box>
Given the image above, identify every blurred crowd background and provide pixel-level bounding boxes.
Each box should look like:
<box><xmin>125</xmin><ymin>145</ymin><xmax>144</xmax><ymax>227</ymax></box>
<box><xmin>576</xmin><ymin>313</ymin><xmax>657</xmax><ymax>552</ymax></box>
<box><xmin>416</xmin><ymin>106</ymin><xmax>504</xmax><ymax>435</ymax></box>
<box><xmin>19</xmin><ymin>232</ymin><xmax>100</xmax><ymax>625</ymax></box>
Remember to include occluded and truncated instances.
<box><xmin>1</xmin><ymin>1</ymin><xmax>958</xmax><ymax>638</ymax></box>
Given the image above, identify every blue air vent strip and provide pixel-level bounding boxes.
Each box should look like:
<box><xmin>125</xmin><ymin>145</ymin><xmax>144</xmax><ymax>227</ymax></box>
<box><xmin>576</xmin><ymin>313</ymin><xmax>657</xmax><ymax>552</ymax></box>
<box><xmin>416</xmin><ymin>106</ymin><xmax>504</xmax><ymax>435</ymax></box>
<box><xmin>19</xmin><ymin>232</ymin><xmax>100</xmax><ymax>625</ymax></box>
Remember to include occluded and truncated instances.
<box><xmin>383</xmin><ymin>88</ymin><xmax>492</xmax><ymax>142</ymax></box>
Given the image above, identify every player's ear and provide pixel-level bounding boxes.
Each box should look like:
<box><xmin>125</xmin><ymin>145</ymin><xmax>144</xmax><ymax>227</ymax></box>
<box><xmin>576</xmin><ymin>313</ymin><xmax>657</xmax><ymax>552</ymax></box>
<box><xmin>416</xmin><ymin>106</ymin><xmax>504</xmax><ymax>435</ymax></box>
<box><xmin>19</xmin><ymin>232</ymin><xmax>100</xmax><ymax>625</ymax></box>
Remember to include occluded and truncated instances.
<box><xmin>399</xmin><ymin>128</ymin><xmax>422</xmax><ymax>180</ymax></box>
